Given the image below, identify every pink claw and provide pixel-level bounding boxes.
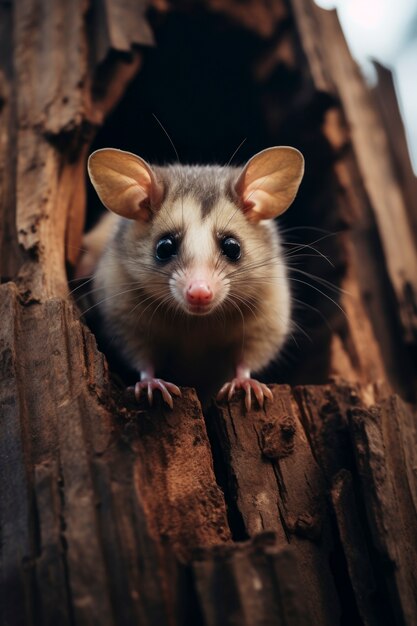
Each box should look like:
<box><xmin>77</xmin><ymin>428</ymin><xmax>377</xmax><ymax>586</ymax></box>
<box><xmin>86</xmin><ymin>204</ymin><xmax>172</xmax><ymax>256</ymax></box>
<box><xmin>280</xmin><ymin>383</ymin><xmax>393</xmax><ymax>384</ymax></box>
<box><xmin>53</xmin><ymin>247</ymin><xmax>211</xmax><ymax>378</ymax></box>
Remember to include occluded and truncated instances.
<box><xmin>134</xmin><ymin>378</ymin><xmax>181</xmax><ymax>409</ymax></box>
<box><xmin>217</xmin><ymin>378</ymin><xmax>273</xmax><ymax>410</ymax></box>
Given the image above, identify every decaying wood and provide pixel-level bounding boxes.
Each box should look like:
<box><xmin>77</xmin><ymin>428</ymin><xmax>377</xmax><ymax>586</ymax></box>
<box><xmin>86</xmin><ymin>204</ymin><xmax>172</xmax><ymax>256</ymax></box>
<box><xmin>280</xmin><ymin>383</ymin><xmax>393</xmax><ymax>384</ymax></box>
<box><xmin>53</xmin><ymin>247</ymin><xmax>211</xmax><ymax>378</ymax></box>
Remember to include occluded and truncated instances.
<box><xmin>292</xmin><ymin>1</ymin><xmax>417</xmax><ymax>347</ymax></box>
<box><xmin>207</xmin><ymin>387</ymin><xmax>341</xmax><ymax>626</ymax></box>
<box><xmin>1</xmin><ymin>0</ymin><xmax>417</xmax><ymax>625</ymax></box>
<box><xmin>373</xmin><ymin>62</ymin><xmax>417</xmax><ymax>249</ymax></box>
<box><xmin>2</xmin><ymin>282</ymin><xmax>416</xmax><ymax>625</ymax></box>
<box><xmin>193</xmin><ymin>535</ymin><xmax>311</xmax><ymax>626</ymax></box>
<box><xmin>0</xmin><ymin>282</ymin><xmax>230</xmax><ymax>625</ymax></box>
<box><xmin>288</xmin><ymin>1</ymin><xmax>417</xmax><ymax>399</ymax></box>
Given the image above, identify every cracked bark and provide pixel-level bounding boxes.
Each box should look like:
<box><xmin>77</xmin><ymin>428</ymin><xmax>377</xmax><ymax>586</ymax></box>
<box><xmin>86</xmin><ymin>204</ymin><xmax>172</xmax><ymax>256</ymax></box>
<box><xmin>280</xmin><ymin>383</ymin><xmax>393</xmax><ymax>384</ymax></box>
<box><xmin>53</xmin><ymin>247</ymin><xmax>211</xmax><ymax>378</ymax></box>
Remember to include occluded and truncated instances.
<box><xmin>1</xmin><ymin>1</ymin><xmax>417</xmax><ymax>625</ymax></box>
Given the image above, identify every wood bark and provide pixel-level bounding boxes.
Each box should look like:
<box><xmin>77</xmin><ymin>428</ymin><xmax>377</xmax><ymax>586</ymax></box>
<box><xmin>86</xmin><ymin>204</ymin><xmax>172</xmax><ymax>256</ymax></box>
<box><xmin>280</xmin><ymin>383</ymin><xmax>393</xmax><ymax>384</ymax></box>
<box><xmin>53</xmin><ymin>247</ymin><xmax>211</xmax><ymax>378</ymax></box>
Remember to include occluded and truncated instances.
<box><xmin>1</xmin><ymin>1</ymin><xmax>417</xmax><ymax>625</ymax></box>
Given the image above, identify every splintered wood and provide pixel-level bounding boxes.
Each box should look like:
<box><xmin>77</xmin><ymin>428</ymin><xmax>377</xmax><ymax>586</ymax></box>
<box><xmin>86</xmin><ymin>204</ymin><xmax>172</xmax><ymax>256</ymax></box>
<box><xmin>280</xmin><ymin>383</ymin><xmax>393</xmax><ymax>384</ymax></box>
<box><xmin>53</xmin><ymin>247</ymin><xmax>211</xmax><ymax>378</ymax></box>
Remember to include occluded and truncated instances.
<box><xmin>0</xmin><ymin>283</ymin><xmax>230</xmax><ymax>625</ymax></box>
<box><xmin>207</xmin><ymin>387</ymin><xmax>340</xmax><ymax>626</ymax></box>
<box><xmin>292</xmin><ymin>0</ymin><xmax>417</xmax><ymax>346</ymax></box>
<box><xmin>2</xmin><ymin>287</ymin><xmax>416</xmax><ymax>625</ymax></box>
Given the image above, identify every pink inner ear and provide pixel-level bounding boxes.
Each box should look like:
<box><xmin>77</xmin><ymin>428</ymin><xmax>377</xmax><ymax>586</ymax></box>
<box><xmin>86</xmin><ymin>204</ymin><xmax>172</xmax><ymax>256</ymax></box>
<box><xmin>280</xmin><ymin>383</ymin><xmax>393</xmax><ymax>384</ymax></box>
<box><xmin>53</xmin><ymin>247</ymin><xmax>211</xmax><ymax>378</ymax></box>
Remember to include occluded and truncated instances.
<box><xmin>242</xmin><ymin>189</ymin><xmax>277</xmax><ymax>221</ymax></box>
<box><xmin>122</xmin><ymin>166</ymin><xmax>164</xmax><ymax>220</ymax></box>
<box><xmin>123</xmin><ymin>183</ymin><xmax>152</xmax><ymax>219</ymax></box>
<box><xmin>134</xmin><ymin>167</ymin><xmax>163</xmax><ymax>210</ymax></box>
<box><xmin>235</xmin><ymin>167</ymin><xmax>270</xmax><ymax>218</ymax></box>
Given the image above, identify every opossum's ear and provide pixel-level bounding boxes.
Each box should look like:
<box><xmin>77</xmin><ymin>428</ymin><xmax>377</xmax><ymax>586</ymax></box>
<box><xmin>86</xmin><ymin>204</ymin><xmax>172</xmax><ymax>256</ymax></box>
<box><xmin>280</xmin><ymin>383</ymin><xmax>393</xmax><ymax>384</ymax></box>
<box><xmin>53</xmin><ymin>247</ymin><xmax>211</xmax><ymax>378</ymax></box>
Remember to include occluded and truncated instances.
<box><xmin>87</xmin><ymin>148</ymin><xmax>163</xmax><ymax>221</ymax></box>
<box><xmin>235</xmin><ymin>147</ymin><xmax>304</xmax><ymax>222</ymax></box>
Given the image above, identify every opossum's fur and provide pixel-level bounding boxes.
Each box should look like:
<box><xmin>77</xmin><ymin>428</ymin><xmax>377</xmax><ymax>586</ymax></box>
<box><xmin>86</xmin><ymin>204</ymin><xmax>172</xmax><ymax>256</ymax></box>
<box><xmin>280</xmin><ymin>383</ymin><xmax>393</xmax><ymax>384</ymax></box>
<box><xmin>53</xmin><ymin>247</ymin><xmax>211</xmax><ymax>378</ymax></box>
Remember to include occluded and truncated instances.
<box><xmin>87</xmin><ymin>163</ymin><xmax>291</xmax><ymax>400</ymax></box>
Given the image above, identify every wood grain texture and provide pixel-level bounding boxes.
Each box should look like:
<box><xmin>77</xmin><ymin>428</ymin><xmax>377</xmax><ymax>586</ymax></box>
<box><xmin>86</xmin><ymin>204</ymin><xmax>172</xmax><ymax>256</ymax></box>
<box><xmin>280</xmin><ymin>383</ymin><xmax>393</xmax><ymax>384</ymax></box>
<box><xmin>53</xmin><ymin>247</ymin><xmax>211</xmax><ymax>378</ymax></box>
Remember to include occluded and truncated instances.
<box><xmin>350</xmin><ymin>393</ymin><xmax>417</xmax><ymax>626</ymax></box>
<box><xmin>193</xmin><ymin>535</ymin><xmax>311</xmax><ymax>626</ymax></box>
<box><xmin>331</xmin><ymin>470</ymin><xmax>380</xmax><ymax>626</ymax></box>
<box><xmin>295</xmin><ymin>382</ymin><xmax>417</xmax><ymax>626</ymax></box>
<box><xmin>373</xmin><ymin>62</ymin><xmax>417</xmax><ymax>248</ymax></box>
<box><xmin>0</xmin><ymin>283</ymin><xmax>230</xmax><ymax>625</ymax></box>
<box><xmin>292</xmin><ymin>0</ymin><xmax>417</xmax><ymax>346</ymax></box>
<box><xmin>207</xmin><ymin>386</ymin><xmax>341</xmax><ymax>625</ymax></box>
<box><xmin>9</xmin><ymin>0</ymin><xmax>148</xmax><ymax>299</ymax></box>
<box><xmin>290</xmin><ymin>0</ymin><xmax>417</xmax><ymax>398</ymax></box>
<box><xmin>2</xmin><ymin>281</ymin><xmax>417</xmax><ymax>623</ymax></box>
<box><xmin>0</xmin><ymin>2</ymin><xmax>22</xmax><ymax>279</ymax></box>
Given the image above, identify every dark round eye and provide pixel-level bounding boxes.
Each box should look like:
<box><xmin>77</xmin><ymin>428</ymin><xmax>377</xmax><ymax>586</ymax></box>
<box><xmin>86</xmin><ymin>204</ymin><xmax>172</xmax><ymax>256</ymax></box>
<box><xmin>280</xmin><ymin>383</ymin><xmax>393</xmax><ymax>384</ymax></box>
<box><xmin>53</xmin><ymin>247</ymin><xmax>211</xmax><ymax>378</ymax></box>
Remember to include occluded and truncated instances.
<box><xmin>155</xmin><ymin>235</ymin><xmax>177</xmax><ymax>261</ymax></box>
<box><xmin>221</xmin><ymin>236</ymin><xmax>241</xmax><ymax>261</ymax></box>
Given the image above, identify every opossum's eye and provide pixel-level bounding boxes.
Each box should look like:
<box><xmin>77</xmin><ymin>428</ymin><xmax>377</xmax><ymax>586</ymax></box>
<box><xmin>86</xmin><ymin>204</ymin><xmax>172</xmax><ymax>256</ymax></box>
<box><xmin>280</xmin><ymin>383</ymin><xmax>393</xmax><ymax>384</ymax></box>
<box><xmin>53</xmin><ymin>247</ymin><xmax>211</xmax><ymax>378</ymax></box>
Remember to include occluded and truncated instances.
<box><xmin>220</xmin><ymin>236</ymin><xmax>241</xmax><ymax>261</ymax></box>
<box><xmin>156</xmin><ymin>235</ymin><xmax>177</xmax><ymax>261</ymax></box>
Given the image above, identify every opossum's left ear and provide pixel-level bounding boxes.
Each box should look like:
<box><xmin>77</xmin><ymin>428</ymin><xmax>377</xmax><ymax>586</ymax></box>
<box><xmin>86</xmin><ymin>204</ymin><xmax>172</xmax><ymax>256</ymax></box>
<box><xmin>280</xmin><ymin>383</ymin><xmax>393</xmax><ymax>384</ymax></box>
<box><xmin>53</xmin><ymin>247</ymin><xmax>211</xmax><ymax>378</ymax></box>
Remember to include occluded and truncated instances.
<box><xmin>88</xmin><ymin>148</ymin><xmax>163</xmax><ymax>221</ymax></box>
<box><xmin>235</xmin><ymin>147</ymin><xmax>304</xmax><ymax>222</ymax></box>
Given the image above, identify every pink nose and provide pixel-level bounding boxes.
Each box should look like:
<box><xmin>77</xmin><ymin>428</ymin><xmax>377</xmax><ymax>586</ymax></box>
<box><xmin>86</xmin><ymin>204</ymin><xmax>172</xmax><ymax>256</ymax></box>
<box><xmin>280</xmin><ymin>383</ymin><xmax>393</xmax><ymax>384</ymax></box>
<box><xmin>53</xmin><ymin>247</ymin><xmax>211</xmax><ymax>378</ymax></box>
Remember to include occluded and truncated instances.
<box><xmin>186</xmin><ymin>281</ymin><xmax>213</xmax><ymax>305</ymax></box>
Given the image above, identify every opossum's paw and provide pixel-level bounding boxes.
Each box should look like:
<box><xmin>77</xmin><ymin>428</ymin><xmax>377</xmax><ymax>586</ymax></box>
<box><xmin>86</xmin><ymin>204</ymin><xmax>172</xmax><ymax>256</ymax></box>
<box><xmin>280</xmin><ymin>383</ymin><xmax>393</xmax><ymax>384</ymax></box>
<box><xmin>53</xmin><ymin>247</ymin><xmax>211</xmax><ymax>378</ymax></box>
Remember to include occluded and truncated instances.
<box><xmin>217</xmin><ymin>378</ymin><xmax>273</xmax><ymax>411</ymax></box>
<box><xmin>133</xmin><ymin>378</ymin><xmax>181</xmax><ymax>409</ymax></box>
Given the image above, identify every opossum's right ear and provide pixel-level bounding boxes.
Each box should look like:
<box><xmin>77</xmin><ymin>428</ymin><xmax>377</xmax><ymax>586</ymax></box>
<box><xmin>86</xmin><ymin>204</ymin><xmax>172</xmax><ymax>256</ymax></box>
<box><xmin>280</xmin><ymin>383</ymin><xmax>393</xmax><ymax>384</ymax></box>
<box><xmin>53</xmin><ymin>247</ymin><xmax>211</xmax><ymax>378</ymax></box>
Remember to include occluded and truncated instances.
<box><xmin>87</xmin><ymin>149</ymin><xmax>163</xmax><ymax>221</ymax></box>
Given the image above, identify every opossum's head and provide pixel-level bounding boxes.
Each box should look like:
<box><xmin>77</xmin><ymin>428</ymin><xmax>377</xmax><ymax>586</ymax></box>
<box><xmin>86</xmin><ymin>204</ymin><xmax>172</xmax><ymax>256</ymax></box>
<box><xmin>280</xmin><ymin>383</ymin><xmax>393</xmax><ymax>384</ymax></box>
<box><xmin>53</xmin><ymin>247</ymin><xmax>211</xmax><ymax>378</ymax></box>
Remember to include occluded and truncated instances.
<box><xmin>88</xmin><ymin>147</ymin><xmax>304</xmax><ymax>318</ymax></box>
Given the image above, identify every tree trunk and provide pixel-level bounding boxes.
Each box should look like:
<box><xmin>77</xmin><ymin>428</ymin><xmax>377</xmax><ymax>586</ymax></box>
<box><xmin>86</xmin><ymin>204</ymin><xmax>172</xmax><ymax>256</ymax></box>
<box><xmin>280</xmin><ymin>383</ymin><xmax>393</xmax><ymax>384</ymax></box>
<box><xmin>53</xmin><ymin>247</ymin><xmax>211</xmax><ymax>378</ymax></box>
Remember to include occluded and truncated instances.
<box><xmin>1</xmin><ymin>1</ymin><xmax>416</xmax><ymax>625</ymax></box>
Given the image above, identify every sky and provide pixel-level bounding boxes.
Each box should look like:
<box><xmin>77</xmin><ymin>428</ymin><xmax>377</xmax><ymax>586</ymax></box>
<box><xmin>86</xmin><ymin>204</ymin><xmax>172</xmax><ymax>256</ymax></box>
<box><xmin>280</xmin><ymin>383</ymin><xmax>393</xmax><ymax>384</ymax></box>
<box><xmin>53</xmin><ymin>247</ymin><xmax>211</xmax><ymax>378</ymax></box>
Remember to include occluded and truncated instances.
<box><xmin>315</xmin><ymin>0</ymin><xmax>417</xmax><ymax>172</ymax></box>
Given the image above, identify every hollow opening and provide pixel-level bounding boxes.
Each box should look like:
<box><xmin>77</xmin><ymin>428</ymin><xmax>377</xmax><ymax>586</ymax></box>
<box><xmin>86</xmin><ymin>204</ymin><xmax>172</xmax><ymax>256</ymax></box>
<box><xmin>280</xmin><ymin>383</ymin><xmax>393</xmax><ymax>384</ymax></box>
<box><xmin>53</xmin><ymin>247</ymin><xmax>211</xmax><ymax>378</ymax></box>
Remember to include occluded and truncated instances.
<box><xmin>80</xmin><ymin>7</ymin><xmax>346</xmax><ymax>389</ymax></box>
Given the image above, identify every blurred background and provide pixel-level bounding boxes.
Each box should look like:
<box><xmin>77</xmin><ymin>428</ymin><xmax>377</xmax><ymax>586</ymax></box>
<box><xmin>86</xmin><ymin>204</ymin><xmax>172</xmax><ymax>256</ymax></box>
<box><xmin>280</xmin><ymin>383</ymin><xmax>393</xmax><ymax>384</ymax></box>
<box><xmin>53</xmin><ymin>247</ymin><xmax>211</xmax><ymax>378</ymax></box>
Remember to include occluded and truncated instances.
<box><xmin>316</xmin><ymin>0</ymin><xmax>417</xmax><ymax>172</ymax></box>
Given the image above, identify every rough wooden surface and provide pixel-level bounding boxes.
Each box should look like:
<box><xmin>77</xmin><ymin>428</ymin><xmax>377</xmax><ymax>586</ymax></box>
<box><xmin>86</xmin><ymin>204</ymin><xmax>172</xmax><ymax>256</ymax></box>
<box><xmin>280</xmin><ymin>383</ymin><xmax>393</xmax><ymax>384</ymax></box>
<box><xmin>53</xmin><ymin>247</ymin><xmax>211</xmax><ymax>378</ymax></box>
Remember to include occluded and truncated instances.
<box><xmin>373</xmin><ymin>62</ymin><xmax>417</xmax><ymax>249</ymax></box>
<box><xmin>0</xmin><ymin>2</ymin><xmax>22</xmax><ymax>279</ymax></box>
<box><xmin>3</xmin><ymin>290</ymin><xmax>417</xmax><ymax>625</ymax></box>
<box><xmin>296</xmin><ymin>382</ymin><xmax>417</xmax><ymax>626</ymax></box>
<box><xmin>7</xmin><ymin>0</ymin><xmax>145</xmax><ymax>299</ymax></box>
<box><xmin>292</xmin><ymin>0</ymin><xmax>417</xmax><ymax>347</ymax></box>
<box><xmin>0</xmin><ymin>282</ymin><xmax>230</xmax><ymax>625</ymax></box>
<box><xmin>1</xmin><ymin>0</ymin><xmax>417</xmax><ymax>624</ymax></box>
<box><xmin>207</xmin><ymin>387</ymin><xmax>340</xmax><ymax>626</ymax></box>
<box><xmin>350</xmin><ymin>393</ymin><xmax>417</xmax><ymax>625</ymax></box>
<box><xmin>289</xmin><ymin>0</ymin><xmax>417</xmax><ymax>399</ymax></box>
<box><xmin>193</xmin><ymin>535</ymin><xmax>311</xmax><ymax>626</ymax></box>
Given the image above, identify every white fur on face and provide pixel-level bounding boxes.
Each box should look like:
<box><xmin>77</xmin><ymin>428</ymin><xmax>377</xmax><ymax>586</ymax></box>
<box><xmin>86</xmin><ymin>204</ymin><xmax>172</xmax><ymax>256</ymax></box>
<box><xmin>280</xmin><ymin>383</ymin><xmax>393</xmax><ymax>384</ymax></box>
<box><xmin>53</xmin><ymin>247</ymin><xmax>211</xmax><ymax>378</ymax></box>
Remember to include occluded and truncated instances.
<box><xmin>166</xmin><ymin>196</ymin><xmax>231</xmax><ymax>315</ymax></box>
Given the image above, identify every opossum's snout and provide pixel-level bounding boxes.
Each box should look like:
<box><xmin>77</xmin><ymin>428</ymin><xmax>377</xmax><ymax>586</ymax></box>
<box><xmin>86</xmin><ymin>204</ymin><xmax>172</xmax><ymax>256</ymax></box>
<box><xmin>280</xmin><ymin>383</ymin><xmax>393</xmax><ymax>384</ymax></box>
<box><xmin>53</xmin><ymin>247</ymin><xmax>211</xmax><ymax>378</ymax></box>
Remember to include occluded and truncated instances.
<box><xmin>170</xmin><ymin>266</ymin><xmax>229</xmax><ymax>316</ymax></box>
<box><xmin>186</xmin><ymin>280</ymin><xmax>213</xmax><ymax>306</ymax></box>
